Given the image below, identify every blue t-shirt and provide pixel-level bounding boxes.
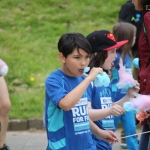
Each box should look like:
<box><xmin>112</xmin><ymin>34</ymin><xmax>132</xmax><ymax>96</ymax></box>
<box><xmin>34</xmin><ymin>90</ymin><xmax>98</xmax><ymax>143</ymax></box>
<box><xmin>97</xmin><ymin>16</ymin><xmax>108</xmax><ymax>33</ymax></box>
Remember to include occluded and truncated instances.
<box><xmin>111</xmin><ymin>52</ymin><xmax>132</xmax><ymax>101</ymax></box>
<box><xmin>45</xmin><ymin>69</ymin><xmax>96</xmax><ymax>150</ymax></box>
<box><xmin>91</xmin><ymin>85</ymin><xmax>115</xmax><ymax>150</ymax></box>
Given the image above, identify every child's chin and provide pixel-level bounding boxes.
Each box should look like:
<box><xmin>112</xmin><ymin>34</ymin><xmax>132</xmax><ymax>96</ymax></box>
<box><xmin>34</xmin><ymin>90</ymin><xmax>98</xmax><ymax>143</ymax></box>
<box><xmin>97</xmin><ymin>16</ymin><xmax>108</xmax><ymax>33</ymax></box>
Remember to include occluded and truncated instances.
<box><xmin>104</xmin><ymin>67</ymin><xmax>111</xmax><ymax>71</ymax></box>
<box><xmin>77</xmin><ymin>72</ymin><xmax>84</xmax><ymax>76</ymax></box>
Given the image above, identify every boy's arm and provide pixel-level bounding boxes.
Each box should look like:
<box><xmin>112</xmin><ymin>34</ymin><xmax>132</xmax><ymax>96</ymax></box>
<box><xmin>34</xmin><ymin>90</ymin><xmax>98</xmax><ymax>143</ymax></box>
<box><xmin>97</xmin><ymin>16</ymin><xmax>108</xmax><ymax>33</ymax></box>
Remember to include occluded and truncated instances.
<box><xmin>89</xmin><ymin>119</ymin><xmax>118</xmax><ymax>144</ymax></box>
<box><xmin>59</xmin><ymin>67</ymin><xmax>103</xmax><ymax>110</ymax></box>
<box><xmin>88</xmin><ymin>101</ymin><xmax>125</xmax><ymax>121</ymax></box>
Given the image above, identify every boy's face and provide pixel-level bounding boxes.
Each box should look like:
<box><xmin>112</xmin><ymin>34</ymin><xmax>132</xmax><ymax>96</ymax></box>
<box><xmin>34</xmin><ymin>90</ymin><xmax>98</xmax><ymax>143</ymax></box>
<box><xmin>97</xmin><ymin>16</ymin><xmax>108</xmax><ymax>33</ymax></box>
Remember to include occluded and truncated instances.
<box><xmin>60</xmin><ymin>48</ymin><xmax>90</xmax><ymax>77</ymax></box>
<box><xmin>102</xmin><ymin>49</ymin><xmax>116</xmax><ymax>70</ymax></box>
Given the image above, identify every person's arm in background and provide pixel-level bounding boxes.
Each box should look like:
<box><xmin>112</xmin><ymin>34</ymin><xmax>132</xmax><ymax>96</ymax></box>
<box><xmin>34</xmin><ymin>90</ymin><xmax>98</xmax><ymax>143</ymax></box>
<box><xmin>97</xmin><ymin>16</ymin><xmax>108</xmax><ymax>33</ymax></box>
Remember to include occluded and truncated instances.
<box><xmin>144</xmin><ymin>12</ymin><xmax>150</xmax><ymax>94</ymax></box>
<box><xmin>143</xmin><ymin>12</ymin><xmax>150</xmax><ymax>114</ymax></box>
<box><xmin>0</xmin><ymin>59</ymin><xmax>9</xmax><ymax>77</ymax></box>
<box><xmin>144</xmin><ymin>12</ymin><xmax>150</xmax><ymax>53</ymax></box>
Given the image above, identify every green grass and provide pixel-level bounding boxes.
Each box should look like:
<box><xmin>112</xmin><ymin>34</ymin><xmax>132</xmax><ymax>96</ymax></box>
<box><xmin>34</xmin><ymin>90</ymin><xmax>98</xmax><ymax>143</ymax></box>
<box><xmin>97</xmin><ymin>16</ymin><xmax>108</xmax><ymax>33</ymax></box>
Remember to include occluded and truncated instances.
<box><xmin>0</xmin><ymin>0</ymin><xmax>126</xmax><ymax>119</ymax></box>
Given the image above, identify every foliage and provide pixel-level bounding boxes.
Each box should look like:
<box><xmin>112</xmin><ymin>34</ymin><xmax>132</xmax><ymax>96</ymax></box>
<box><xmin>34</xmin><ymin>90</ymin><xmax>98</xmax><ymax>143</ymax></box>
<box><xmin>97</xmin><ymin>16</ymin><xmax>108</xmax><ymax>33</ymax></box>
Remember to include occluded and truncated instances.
<box><xmin>0</xmin><ymin>0</ymin><xmax>126</xmax><ymax>119</ymax></box>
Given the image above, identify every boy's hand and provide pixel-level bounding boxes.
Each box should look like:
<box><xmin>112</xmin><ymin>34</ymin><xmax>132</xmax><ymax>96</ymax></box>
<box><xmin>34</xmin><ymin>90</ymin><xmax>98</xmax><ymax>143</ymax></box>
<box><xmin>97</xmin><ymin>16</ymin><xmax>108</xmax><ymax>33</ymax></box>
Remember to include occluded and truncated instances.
<box><xmin>127</xmin><ymin>80</ymin><xmax>140</xmax><ymax>98</ymax></box>
<box><xmin>87</xmin><ymin>67</ymin><xmax>103</xmax><ymax>81</ymax></box>
<box><xmin>110</xmin><ymin>103</ymin><xmax>125</xmax><ymax>116</ymax></box>
<box><xmin>98</xmin><ymin>130</ymin><xmax>118</xmax><ymax>145</ymax></box>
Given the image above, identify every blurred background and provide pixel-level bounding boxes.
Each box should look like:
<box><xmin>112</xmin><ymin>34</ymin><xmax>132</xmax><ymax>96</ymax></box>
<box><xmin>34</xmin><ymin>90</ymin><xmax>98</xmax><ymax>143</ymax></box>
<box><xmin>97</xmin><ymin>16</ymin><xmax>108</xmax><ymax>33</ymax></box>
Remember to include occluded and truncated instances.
<box><xmin>0</xmin><ymin>0</ymin><xmax>126</xmax><ymax>119</ymax></box>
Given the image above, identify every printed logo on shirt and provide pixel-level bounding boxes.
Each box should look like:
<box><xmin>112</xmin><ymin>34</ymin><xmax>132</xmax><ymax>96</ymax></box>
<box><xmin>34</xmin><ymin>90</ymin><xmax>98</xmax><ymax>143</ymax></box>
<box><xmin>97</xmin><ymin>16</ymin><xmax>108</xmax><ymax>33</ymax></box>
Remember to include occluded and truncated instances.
<box><xmin>100</xmin><ymin>97</ymin><xmax>115</xmax><ymax>130</ymax></box>
<box><xmin>71</xmin><ymin>97</ymin><xmax>90</xmax><ymax>134</ymax></box>
<box><xmin>101</xmin><ymin>97</ymin><xmax>112</xmax><ymax>108</ymax></box>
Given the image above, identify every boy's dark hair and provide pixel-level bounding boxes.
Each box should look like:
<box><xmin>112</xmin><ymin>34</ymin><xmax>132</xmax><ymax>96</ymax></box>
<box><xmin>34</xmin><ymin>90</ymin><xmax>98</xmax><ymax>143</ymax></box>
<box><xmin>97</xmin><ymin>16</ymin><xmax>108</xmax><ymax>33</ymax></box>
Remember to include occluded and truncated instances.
<box><xmin>138</xmin><ymin>0</ymin><xmax>150</xmax><ymax>8</ymax></box>
<box><xmin>58</xmin><ymin>33</ymin><xmax>92</xmax><ymax>58</ymax></box>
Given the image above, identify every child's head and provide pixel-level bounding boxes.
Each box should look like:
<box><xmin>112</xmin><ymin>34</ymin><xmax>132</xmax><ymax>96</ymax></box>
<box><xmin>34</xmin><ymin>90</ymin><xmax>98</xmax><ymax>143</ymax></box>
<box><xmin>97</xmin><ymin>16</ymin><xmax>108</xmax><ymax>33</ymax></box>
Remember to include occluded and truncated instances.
<box><xmin>86</xmin><ymin>30</ymin><xmax>128</xmax><ymax>71</ymax></box>
<box><xmin>58</xmin><ymin>33</ymin><xmax>91</xmax><ymax>58</ymax></box>
<box><xmin>113</xmin><ymin>22</ymin><xmax>136</xmax><ymax>58</ymax></box>
<box><xmin>132</xmin><ymin>0</ymin><xmax>150</xmax><ymax>10</ymax></box>
<box><xmin>58</xmin><ymin>33</ymin><xmax>92</xmax><ymax>77</ymax></box>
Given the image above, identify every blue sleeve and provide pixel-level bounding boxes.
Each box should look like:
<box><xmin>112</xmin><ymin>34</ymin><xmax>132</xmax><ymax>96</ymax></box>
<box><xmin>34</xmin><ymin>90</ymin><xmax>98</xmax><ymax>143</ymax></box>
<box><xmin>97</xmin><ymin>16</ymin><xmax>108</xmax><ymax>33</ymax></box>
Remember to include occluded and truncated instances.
<box><xmin>113</xmin><ymin>52</ymin><xmax>121</xmax><ymax>69</ymax></box>
<box><xmin>86</xmin><ymin>82</ymin><xmax>93</xmax><ymax>102</ymax></box>
<box><xmin>45</xmin><ymin>76</ymin><xmax>68</xmax><ymax>107</ymax></box>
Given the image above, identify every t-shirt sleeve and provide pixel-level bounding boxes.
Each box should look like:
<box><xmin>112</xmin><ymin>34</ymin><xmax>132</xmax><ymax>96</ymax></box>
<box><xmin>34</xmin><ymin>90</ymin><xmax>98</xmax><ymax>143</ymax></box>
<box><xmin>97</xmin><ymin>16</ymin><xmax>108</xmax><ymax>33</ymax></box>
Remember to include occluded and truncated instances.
<box><xmin>86</xmin><ymin>82</ymin><xmax>93</xmax><ymax>102</ymax></box>
<box><xmin>45</xmin><ymin>76</ymin><xmax>68</xmax><ymax>107</ymax></box>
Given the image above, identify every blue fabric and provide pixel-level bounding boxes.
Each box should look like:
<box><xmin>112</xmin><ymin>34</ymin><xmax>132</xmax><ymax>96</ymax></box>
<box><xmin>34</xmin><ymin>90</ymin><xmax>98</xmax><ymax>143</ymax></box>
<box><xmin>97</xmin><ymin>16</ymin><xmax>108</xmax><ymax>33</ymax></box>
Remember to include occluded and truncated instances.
<box><xmin>45</xmin><ymin>69</ymin><xmax>96</xmax><ymax>150</ymax></box>
<box><xmin>111</xmin><ymin>52</ymin><xmax>138</xmax><ymax>150</ymax></box>
<box><xmin>91</xmin><ymin>85</ymin><xmax>115</xmax><ymax>150</ymax></box>
<box><xmin>138</xmin><ymin>124</ymin><xmax>150</xmax><ymax>150</ymax></box>
<box><xmin>114</xmin><ymin>112</ymin><xmax>138</xmax><ymax>150</ymax></box>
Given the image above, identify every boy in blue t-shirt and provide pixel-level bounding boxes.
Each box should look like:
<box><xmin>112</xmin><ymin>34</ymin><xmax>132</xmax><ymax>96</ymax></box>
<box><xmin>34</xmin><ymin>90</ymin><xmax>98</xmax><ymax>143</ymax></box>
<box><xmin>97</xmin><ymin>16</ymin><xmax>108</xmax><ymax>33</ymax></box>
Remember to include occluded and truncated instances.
<box><xmin>44</xmin><ymin>33</ymin><xmax>119</xmax><ymax>150</ymax></box>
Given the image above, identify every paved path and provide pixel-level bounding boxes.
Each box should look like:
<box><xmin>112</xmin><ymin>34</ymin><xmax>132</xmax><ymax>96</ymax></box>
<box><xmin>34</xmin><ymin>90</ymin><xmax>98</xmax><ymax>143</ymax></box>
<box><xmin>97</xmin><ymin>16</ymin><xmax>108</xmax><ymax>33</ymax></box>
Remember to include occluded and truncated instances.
<box><xmin>6</xmin><ymin>130</ymin><xmax>47</xmax><ymax>150</ymax></box>
<box><xmin>113</xmin><ymin>128</ymin><xmax>141</xmax><ymax>150</ymax></box>
<box><xmin>6</xmin><ymin>128</ymin><xmax>142</xmax><ymax>150</ymax></box>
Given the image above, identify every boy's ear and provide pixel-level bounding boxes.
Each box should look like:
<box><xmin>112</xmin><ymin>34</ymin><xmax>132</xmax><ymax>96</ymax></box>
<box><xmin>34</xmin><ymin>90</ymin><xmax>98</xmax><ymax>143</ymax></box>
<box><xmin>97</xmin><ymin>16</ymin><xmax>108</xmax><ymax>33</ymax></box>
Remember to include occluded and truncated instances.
<box><xmin>59</xmin><ymin>52</ymin><xmax>66</xmax><ymax>63</ymax></box>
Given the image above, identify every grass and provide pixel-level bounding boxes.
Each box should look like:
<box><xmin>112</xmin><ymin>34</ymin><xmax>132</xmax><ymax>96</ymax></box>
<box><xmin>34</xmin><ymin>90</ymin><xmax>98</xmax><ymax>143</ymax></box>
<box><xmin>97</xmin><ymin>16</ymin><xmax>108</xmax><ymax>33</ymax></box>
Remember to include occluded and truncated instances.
<box><xmin>0</xmin><ymin>0</ymin><xmax>126</xmax><ymax>119</ymax></box>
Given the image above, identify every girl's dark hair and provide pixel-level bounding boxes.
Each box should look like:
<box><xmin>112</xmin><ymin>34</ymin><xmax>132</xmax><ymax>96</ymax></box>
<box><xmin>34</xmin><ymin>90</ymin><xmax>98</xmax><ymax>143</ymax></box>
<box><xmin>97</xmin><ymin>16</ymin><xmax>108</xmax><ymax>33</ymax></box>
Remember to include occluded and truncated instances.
<box><xmin>138</xmin><ymin>0</ymin><xmax>150</xmax><ymax>8</ymax></box>
<box><xmin>113</xmin><ymin>22</ymin><xmax>136</xmax><ymax>60</ymax></box>
<box><xmin>58</xmin><ymin>33</ymin><xmax>92</xmax><ymax>58</ymax></box>
<box><xmin>88</xmin><ymin>51</ymin><xmax>108</xmax><ymax>73</ymax></box>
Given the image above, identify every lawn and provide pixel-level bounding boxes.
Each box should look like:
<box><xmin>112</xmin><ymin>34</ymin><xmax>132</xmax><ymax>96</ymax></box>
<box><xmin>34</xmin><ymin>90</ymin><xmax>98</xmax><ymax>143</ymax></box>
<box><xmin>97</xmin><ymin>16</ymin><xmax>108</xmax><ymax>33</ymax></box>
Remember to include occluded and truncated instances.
<box><xmin>0</xmin><ymin>0</ymin><xmax>126</xmax><ymax>119</ymax></box>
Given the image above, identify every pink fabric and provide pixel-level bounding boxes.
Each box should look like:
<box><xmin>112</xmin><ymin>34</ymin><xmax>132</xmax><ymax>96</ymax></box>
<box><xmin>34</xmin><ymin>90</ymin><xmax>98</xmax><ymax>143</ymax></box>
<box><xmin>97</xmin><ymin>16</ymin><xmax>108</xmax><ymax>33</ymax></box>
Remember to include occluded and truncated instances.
<box><xmin>129</xmin><ymin>94</ymin><xmax>150</xmax><ymax>123</ymax></box>
<box><xmin>131</xmin><ymin>94</ymin><xmax>150</xmax><ymax>111</ymax></box>
<box><xmin>0</xmin><ymin>59</ymin><xmax>8</xmax><ymax>76</ymax></box>
<box><xmin>117</xmin><ymin>59</ymin><xmax>135</xmax><ymax>88</ymax></box>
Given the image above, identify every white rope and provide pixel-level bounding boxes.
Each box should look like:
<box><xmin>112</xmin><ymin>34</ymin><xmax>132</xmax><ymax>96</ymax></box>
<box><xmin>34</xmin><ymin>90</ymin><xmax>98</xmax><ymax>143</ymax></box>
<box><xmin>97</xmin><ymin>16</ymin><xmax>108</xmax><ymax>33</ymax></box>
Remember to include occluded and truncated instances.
<box><xmin>119</xmin><ymin>130</ymin><xmax>150</xmax><ymax>139</ymax></box>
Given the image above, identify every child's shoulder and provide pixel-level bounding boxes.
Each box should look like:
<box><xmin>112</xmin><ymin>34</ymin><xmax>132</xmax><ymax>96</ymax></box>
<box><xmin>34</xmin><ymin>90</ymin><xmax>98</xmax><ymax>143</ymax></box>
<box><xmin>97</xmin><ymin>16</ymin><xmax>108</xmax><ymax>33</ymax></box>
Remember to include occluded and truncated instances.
<box><xmin>46</xmin><ymin>69</ymin><xmax>62</xmax><ymax>81</ymax></box>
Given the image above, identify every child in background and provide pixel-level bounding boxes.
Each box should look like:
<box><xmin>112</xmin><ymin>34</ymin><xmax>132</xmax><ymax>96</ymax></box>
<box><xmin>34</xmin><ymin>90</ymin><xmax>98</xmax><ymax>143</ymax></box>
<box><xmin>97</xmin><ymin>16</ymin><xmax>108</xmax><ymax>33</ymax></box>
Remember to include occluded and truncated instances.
<box><xmin>111</xmin><ymin>22</ymin><xmax>138</xmax><ymax>150</ymax></box>
<box><xmin>118</xmin><ymin>0</ymin><xmax>142</xmax><ymax>82</ymax></box>
<box><xmin>86</xmin><ymin>30</ymin><xmax>139</xmax><ymax>150</ymax></box>
<box><xmin>118</xmin><ymin>0</ymin><xmax>142</xmax><ymax>58</ymax></box>
<box><xmin>0</xmin><ymin>59</ymin><xmax>11</xmax><ymax>150</ymax></box>
<box><xmin>44</xmin><ymin>32</ymin><xmax>119</xmax><ymax>150</ymax></box>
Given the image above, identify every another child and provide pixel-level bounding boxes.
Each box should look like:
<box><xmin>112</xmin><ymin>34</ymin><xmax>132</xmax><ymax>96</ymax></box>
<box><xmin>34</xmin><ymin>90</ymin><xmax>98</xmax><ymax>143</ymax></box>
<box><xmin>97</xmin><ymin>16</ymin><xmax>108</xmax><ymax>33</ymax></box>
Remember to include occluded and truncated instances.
<box><xmin>44</xmin><ymin>33</ymin><xmax>119</xmax><ymax>150</ymax></box>
<box><xmin>86</xmin><ymin>30</ymin><xmax>139</xmax><ymax>150</ymax></box>
<box><xmin>111</xmin><ymin>22</ymin><xmax>138</xmax><ymax>150</ymax></box>
<box><xmin>118</xmin><ymin>0</ymin><xmax>142</xmax><ymax>58</ymax></box>
<box><xmin>132</xmin><ymin>0</ymin><xmax>150</xmax><ymax>150</ymax></box>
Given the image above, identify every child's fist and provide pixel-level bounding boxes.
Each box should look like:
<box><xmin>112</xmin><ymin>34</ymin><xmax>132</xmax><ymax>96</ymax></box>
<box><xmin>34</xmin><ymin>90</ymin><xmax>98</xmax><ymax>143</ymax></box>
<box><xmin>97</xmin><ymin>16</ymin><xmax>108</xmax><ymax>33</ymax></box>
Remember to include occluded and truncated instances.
<box><xmin>0</xmin><ymin>59</ymin><xmax>9</xmax><ymax>76</ymax></box>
